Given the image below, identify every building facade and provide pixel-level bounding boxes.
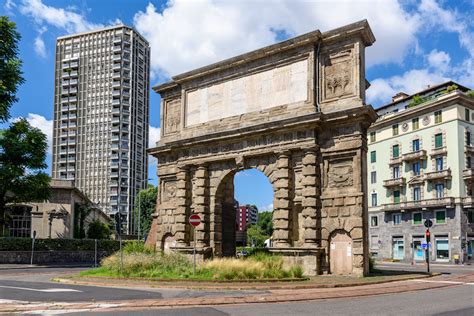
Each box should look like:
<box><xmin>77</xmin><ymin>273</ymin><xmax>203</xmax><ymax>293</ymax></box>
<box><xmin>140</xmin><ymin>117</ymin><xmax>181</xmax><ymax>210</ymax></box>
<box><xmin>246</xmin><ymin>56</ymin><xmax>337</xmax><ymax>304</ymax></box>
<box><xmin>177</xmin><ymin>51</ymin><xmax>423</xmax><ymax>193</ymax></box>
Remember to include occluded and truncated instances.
<box><xmin>51</xmin><ymin>25</ymin><xmax>150</xmax><ymax>232</ymax></box>
<box><xmin>236</xmin><ymin>205</ymin><xmax>258</xmax><ymax>245</ymax></box>
<box><xmin>368</xmin><ymin>82</ymin><xmax>474</xmax><ymax>263</ymax></box>
<box><xmin>5</xmin><ymin>180</ymin><xmax>110</xmax><ymax>239</ymax></box>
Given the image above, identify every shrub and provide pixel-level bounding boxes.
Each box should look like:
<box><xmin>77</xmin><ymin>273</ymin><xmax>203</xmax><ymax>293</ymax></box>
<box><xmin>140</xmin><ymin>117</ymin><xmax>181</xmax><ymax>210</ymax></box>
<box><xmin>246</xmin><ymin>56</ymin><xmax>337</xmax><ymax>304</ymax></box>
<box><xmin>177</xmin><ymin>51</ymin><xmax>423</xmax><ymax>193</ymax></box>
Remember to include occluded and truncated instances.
<box><xmin>369</xmin><ymin>255</ymin><xmax>375</xmax><ymax>273</ymax></box>
<box><xmin>467</xmin><ymin>90</ymin><xmax>474</xmax><ymax>99</ymax></box>
<box><xmin>87</xmin><ymin>220</ymin><xmax>111</xmax><ymax>240</ymax></box>
<box><xmin>446</xmin><ymin>84</ymin><xmax>459</xmax><ymax>92</ymax></box>
<box><xmin>0</xmin><ymin>237</ymin><xmax>124</xmax><ymax>252</ymax></box>
<box><xmin>123</xmin><ymin>240</ymin><xmax>154</xmax><ymax>254</ymax></box>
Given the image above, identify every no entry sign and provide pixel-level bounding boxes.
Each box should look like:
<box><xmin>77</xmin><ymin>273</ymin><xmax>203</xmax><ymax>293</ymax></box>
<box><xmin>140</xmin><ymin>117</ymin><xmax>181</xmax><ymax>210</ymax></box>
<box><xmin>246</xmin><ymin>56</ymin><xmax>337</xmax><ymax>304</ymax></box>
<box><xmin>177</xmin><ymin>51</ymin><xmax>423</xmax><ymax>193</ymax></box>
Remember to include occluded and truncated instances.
<box><xmin>189</xmin><ymin>214</ymin><xmax>201</xmax><ymax>227</ymax></box>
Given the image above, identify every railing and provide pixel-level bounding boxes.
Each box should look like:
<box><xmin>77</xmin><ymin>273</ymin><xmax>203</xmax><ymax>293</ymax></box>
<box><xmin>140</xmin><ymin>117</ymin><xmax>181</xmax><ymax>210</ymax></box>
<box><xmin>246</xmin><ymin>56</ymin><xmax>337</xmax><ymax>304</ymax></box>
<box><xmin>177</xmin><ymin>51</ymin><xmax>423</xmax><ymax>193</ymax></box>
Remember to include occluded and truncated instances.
<box><xmin>382</xmin><ymin>197</ymin><xmax>455</xmax><ymax>211</ymax></box>
<box><xmin>402</xmin><ymin>150</ymin><xmax>427</xmax><ymax>162</ymax></box>
<box><xmin>425</xmin><ymin>169</ymin><xmax>451</xmax><ymax>181</ymax></box>
<box><xmin>383</xmin><ymin>177</ymin><xmax>406</xmax><ymax>188</ymax></box>
<box><xmin>431</xmin><ymin>146</ymin><xmax>447</xmax><ymax>156</ymax></box>
<box><xmin>389</xmin><ymin>157</ymin><xmax>403</xmax><ymax>165</ymax></box>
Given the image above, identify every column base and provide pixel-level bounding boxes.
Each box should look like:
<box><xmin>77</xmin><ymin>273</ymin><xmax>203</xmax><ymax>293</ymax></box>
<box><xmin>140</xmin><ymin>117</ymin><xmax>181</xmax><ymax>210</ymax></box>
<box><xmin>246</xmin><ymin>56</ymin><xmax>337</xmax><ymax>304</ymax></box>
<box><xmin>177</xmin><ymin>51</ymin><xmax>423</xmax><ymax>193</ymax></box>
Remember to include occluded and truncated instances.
<box><xmin>268</xmin><ymin>247</ymin><xmax>325</xmax><ymax>276</ymax></box>
<box><xmin>170</xmin><ymin>246</ymin><xmax>213</xmax><ymax>264</ymax></box>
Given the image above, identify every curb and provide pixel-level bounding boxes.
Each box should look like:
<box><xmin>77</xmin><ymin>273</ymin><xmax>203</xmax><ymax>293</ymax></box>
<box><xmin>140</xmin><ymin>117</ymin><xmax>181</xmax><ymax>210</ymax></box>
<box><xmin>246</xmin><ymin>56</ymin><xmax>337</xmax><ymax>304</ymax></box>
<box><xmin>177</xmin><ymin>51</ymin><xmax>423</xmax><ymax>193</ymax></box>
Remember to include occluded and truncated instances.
<box><xmin>53</xmin><ymin>273</ymin><xmax>438</xmax><ymax>290</ymax></box>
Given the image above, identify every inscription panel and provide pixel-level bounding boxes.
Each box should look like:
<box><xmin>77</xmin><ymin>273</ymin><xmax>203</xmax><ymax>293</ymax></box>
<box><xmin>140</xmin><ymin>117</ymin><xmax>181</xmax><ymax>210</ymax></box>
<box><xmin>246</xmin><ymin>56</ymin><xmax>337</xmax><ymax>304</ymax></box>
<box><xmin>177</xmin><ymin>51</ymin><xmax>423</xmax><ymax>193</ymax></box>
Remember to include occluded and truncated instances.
<box><xmin>185</xmin><ymin>59</ymin><xmax>309</xmax><ymax>126</ymax></box>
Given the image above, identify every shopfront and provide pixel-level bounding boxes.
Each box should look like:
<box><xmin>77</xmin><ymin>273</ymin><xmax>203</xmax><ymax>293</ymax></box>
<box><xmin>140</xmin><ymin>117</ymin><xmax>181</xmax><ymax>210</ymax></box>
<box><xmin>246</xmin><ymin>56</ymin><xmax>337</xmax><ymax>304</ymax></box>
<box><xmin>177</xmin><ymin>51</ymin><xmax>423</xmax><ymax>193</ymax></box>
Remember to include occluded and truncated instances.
<box><xmin>412</xmin><ymin>235</ymin><xmax>425</xmax><ymax>261</ymax></box>
<box><xmin>392</xmin><ymin>236</ymin><xmax>405</xmax><ymax>260</ymax></box>
<box><xmin>434</xmin><ymin>235</ymin><xmax>450</xmax><ymax>262</ymax></box>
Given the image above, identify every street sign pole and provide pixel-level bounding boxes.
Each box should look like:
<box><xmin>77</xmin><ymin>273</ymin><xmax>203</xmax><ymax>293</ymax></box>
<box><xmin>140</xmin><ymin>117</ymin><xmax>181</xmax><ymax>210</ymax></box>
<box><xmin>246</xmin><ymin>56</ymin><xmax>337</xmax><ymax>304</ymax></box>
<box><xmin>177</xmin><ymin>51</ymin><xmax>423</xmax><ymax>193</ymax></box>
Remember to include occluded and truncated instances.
<box><xmin>189</xmin><ymin>214</ymin><xmax>201</xmax><ymax>276</ymax></box>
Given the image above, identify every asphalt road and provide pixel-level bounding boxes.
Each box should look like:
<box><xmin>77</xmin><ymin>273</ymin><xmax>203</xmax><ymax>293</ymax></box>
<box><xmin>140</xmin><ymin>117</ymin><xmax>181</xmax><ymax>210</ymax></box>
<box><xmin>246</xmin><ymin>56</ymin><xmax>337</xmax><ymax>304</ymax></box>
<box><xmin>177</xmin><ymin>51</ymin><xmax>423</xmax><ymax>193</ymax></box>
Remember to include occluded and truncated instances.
<box><xmin>1</xmin><ymin>265</ymin><xmax>473</xmax><ymax>315</ymax></box>
<box><xmin>57</xmin><ymin>283</ymin><xmax>474</xmax><ymax>316</ymax></box>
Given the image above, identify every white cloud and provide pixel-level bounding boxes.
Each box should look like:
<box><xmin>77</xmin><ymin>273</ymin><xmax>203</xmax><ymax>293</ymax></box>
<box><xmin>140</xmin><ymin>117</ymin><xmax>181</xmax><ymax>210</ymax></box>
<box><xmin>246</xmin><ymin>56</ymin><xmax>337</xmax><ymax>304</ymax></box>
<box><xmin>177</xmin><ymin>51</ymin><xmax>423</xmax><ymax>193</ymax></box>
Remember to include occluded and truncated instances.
<box><xmin>133</xmin><ymin>0</ymin><xmax>420</xmax><ymax>78</ymax></box>
<box><xmin>427</xmin><ymin>49</ymin><xmax>450</xmax><ymax>72</ymax></box>
<box><xmin>259</xmin><ymin>203</ymin><xmax>273</xmax><ymax>212</ymax></box>
<box><xmin>148</xmin><ymin>125</ymin><xmax>161</xmax><ymax>148</ymax></box>
<box><xmin>367</xmin><ymin>69</ymin><xmax>450</xmax><ymax>105</ymax></box>
<box><xmin>19</xmin><ymin>0</ymin><xmax>102</xmax><ymax>34</ymax></box>
<box><xmin>33</xmin><ymin>27</ymin><xmax>48</xmax><ymax>58</ymax></box>
<box><xmin>25</xmin><ymin>113</ymin><xmax>53</xmax><ymax>153</ymax></box>
<box><xmin>5</xmin><ymin>0</ymin><xmax>16</xmax><ymax>10</ymax></box>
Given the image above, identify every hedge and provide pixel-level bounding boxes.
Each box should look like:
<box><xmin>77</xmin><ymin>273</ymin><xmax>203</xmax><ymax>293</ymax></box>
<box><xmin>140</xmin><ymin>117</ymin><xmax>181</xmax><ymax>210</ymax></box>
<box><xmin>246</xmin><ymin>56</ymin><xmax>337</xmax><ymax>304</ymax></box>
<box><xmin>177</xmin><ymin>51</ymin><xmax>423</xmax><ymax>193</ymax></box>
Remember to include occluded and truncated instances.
<box><xmin>0</xmin><ymin>238</ymin><xmax>134</xmax><ymax>252</ymax></box>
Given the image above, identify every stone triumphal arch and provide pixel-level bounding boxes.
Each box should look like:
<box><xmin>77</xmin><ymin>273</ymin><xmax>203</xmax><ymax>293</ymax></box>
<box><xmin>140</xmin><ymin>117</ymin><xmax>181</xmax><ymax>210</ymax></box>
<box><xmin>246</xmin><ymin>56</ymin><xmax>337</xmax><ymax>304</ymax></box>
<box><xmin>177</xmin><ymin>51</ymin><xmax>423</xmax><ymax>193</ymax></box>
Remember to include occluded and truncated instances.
<box><xmin>147</xmin><ymin>20</ymin><xmax>377</xmax><ymax>276</ymax></box>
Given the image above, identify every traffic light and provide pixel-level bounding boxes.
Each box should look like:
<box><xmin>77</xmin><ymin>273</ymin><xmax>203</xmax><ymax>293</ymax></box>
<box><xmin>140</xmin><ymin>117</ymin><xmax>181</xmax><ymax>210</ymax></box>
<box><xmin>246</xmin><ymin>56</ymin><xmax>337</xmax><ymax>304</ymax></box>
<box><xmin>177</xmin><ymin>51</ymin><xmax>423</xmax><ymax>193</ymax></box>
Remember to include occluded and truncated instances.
<box><xmin>425</xmin><ymin>229</ymin><xmax>431</xmax><ymax>243</ymax></box>
<box><xmin>114</xmin><ymin>212</ymin><xmax>122</xmax><ymax>235</ymax></box>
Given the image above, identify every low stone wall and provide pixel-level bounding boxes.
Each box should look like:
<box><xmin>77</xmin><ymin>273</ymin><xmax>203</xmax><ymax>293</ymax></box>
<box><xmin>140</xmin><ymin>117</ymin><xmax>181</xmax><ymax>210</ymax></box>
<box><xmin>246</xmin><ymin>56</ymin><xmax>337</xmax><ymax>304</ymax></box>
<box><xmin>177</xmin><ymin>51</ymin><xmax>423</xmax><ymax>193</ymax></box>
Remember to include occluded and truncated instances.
<box><xmin>0</xmin><ymin>250</ymin><xmax>114</xmax><ymax>265</ymax></box>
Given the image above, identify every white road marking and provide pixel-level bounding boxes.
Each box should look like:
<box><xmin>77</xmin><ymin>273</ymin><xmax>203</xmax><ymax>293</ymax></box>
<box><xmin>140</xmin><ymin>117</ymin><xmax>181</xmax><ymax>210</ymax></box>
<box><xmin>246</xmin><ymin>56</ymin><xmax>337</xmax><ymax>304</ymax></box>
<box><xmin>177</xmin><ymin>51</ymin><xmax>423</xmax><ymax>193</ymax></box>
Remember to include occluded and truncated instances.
<box><xmin>24</xmin><ymin>309</ymin><xmax>91</xmax><ymax>315</ymax></box>
<box><xmin>0</xmin><ymin>285</ymin><xmax>82</xmax><ymax>292</ymax></box>
<box><xmin>410</xmin><ymin>279</ymin><xmax>474</xmax><ymax>285</ymax></box>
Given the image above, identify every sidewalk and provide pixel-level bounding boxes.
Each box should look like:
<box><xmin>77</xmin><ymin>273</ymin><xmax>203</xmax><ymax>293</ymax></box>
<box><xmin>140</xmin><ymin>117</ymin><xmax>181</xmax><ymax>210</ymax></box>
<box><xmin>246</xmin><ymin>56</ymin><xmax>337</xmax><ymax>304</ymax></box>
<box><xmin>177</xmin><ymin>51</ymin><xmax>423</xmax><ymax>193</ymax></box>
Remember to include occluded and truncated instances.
<box><xmin>2</xmin><ymin>273</ymin><xmax>473</xmax><ymax>314</ymax></box>
<box><xmin>0</xmin><ymin>263</ymin><xmax>93</xmax><ymax>270</ymax></box>
<box><xmin>375</xmin><ymin>261</ymin><xmax>472</xmax><ymax>267</ymax></box>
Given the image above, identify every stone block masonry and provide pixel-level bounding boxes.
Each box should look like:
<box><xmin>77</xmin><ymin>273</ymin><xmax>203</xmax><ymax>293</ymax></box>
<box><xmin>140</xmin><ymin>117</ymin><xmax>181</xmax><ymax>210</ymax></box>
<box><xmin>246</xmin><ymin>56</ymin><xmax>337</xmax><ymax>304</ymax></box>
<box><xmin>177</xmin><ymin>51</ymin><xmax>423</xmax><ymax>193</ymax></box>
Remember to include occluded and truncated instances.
<box><xmin>147</xmin><ymin>20</ymin><xmax>377</xmax><ymax>276</ymax></box>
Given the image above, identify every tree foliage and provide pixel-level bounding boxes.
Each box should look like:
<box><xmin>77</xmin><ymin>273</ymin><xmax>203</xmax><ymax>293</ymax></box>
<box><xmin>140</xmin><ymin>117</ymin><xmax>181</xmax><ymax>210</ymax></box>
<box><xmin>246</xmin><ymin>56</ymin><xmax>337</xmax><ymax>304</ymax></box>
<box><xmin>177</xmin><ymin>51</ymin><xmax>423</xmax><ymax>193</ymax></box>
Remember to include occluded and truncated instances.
<box><xmin>87</xmin><ymin>219</ymin><xmax>111</xmax><ymax>240</ymax></box>
<box><xmin>0</xmin><ymin>16</ymin><xmax>24</xmax><ymax>122</ymax></box>
<box><xmin>0</xmin><ymin>119</ymin><xmax>50</xmax><ymax>224</ymax></box>
<box><xmin>246</xmin><ymin>211</ymin><xmax>273</xmax><ymax>247</ymax></box>
<box><xmin>257</xmin><ymin>211</ymin><xmax>273</xmax><ymax>236</ymax></box>
<box><xmin>0</xmin><ymin>16</ymin><xmax>50</xmax><ymax>234</ymax></box>
<box><xmin>134</xmin><ymin>185</ymin><xmax>157</xmax><ymax>238</ymax></box>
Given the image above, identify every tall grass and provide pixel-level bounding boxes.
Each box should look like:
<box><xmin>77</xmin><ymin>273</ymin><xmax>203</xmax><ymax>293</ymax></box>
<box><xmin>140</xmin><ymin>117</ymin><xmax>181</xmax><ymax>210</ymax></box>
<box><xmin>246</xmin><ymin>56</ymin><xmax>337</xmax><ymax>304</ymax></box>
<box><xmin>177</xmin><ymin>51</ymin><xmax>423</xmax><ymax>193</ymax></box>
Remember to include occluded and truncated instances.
<box><xmin>80</xmin><ymin>247</ymin><xmax>304</xmax><ymax>280</ymax></box>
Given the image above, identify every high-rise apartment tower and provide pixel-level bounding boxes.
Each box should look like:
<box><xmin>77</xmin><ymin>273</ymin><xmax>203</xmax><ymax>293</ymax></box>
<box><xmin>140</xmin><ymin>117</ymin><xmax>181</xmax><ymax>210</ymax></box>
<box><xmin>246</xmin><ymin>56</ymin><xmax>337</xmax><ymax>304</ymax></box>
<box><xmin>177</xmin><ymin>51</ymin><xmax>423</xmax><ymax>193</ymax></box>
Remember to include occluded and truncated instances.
<box><xmin>52</xmin><ymin>25</ymin><xmax>150</xmax><ymax>233</ymax></box>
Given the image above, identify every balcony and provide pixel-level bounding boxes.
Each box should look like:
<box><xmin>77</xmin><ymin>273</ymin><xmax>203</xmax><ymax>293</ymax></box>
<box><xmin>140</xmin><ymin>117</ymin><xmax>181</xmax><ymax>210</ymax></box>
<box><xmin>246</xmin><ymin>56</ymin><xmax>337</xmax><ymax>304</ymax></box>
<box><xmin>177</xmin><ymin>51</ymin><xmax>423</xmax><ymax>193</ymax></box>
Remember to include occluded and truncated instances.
<box><xmin>112</xmin><ymin>81</ymin><xmax>121</xmax><ymax>88</ymax></box>
<box><xmin>113</xmin><ymin>54</ymin><xmax>121</xmax><ymax>61</ymax></box>
<box><xmin>462</xmin><ymin>196</ymin><xmax>474</xmax><ymax>208</ymax></box>
<box><xmin>465</xmin><ymin>145</ymin><xmax>474</xmax><ymax>154</ymax></box>
<box><xmin>113</xmin><ymin>36</ymin><xmax>122</xmax><ymax>43</ymax></box>
<box><xmin>389</xmin><ymin>156</ymin><xmax>403</xmax><ymax>165</ymax></box>
<box><xmin>382</xmin><ymin>197</ymin><xmax>455</xmax><ymax>212</ymax></box>
<box><xmin>402</xmin><ymin>150</ymin><xmax>427</xmax><ymax>162</ymax></box>
<box><xmin>112</xmin><ymin>90</ymin><xmax>121</xmax><ymax>97</ymax></box>
<box><xmin>112</xmin><ymin>99</ymin><xmax>120</xmax><ymax>105</ymax></box>
<box><xmin>431</xmin><ymin>146</ymin><xmax>447</xmax><ymax>157</ymax></box>
<box><xmin>425</xmin><ymin>169</ymin><xmax>452</xmax><ymax>181</ymax></box>
<box><xmin>383</xmin><ymin>177</ymin><xmax>406</xmax><ymax>188</ymax></box>
<box><xmin>463</xmin><ymin>168</ymin><xmax>474</xmax><ymax>181</ymax></box>
<box><xmin>112</xmin><ymin>71</ymin><xmax>121</xmax><ymax>79</ymax></box>
<box><xmin>113</xmin><ymin>46</ymin><xmax>122</xmax><ymax>52</ymax></box>
<box><xmin>113</xmin><ymin>64</ymin><xmax>121</xmax><ymax>70</ymax></box>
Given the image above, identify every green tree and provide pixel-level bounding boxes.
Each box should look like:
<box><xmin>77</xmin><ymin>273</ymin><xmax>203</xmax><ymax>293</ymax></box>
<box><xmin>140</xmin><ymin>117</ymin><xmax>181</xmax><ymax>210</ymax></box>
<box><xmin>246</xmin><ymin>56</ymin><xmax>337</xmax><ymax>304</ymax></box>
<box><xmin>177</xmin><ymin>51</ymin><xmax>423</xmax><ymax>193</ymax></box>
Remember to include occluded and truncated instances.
<box><xmin>87</xmin><ymin>219</ymin><xmax>111</xmax><ymax>240</ymax></box>
<box><xmin>0</xmin><ymin>16</ymin><xmax>50</xmax><ymax>235</ymax></box>
<box><xmin>0</xmin><ymin>119</ymin><xmax>50</xmax><ymax>232</ymax></box>
<box><xmin>0</xmin><ymin>16</ymin><xmax>24</xmax><ymax>122</ymax></box>
<box><xmin>246</xmin><ymin>224</ymin><xmax>267</xmax><ymax>247</ymax></box>
<box><xmin>257</xmin><ymin>211</ymin><xmax>273</xmax><ymax>236</ymax></box>
<box><xmin>134</xmin><ymin>185</ymin><xmax>157</xmax><ymax>238</ymax></box>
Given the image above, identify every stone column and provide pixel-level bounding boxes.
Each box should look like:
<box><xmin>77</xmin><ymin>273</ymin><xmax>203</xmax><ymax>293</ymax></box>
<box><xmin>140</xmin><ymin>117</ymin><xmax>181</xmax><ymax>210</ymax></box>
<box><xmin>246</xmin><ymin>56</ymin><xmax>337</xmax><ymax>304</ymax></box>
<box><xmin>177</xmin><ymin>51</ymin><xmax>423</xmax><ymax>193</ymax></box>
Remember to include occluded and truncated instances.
<box><xmin>193</xmin><ymin>164</ymin><xmax>210</xmax><ymax>248</ymax></box>
<box><xmin>301</xmin><ymin>148</ymin><xmax>319</xmax><ymax>247</ymax></box>
<box><xmin>273</xmin><ymin>151</ymin><xmax>292</xmax><ymax>248</ymax></box>
<box><xmin>175</xmin><ymin>165</ymin><xmax>189</xmax><ymax>247</ymax></box>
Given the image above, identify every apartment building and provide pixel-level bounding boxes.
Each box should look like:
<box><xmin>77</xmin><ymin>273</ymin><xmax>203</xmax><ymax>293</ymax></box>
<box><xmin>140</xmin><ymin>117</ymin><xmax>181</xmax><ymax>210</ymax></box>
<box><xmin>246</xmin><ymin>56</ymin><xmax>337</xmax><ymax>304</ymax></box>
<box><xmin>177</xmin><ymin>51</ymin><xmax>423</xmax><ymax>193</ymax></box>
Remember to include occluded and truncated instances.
<box><xmin>236</xmin><ymin>205</ymin><xmax>258</xmax><ymax>246</ymax></box>
<box><xmin>51</xmin><ymin>25</ymin><xmax>150</xmax><ymax>233</ymax></box>
<box><xmin>367</xmin><ymin>82</ymin><xmax>474</xmax><ymax>263</ymax></box>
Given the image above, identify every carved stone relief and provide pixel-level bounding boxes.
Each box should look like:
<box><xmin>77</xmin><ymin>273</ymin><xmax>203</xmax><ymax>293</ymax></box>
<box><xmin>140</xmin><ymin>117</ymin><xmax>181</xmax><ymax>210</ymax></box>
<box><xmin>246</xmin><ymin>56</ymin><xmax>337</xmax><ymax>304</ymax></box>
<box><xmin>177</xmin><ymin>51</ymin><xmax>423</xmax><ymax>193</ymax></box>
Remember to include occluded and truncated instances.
<box><xmin>327</xmin><ymin>159</ymin><xmax>354</xmax><ymax>188</ymax></box>
<box><xmin>162</xmin><ymin>181</ymin><xmax>177</xmax><ymax>202</ymax></box>
<box><xmin>322</xmin><ymin>49</ymin><xmax>354</xmax><ymax>101</ymax></box>
<box><xmin>165</xmin><ymin>99</ymin><xmax>181</xmax><ymax>134</ymax></box>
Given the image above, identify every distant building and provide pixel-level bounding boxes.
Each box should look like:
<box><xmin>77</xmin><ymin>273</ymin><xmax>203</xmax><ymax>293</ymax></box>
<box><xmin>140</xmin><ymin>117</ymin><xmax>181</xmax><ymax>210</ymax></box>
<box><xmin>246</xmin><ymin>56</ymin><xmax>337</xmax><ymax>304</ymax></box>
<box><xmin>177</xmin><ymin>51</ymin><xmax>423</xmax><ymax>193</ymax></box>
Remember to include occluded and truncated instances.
<box><xmin>236</xmin><ymin>205</ymin><xmax>258</xmax><ymax>246</ymax></box>
<box><xmin>4</xmin><ymin>180</ymin><xmax>110</xmax><ymax>239</ymax></box>
<box><xmin>51</xmin><ymin>25</ymin><xmax>150</xmax><ymax>233</ymax></box>
<box><xmin>367</xmin><ymin>81</ymin><xmax>474</xmax><ymax>263</ymax></box>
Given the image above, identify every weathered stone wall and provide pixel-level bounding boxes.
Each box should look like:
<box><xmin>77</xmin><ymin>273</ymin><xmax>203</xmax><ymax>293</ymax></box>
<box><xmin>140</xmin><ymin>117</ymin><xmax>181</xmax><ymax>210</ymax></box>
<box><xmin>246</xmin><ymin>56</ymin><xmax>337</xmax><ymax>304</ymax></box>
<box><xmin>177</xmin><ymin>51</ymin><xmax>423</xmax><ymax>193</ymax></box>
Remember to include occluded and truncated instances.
<box><xmin>148</xmin><ymin>21</ymin><xmax>376</xmax><ymax>276</ymax></box>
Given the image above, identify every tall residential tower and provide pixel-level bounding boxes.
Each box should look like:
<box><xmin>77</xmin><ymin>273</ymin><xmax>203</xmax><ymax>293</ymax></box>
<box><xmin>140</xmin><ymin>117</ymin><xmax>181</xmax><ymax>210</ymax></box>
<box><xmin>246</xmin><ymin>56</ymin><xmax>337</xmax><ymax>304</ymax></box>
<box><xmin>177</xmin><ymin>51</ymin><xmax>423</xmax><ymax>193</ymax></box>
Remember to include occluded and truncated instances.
<box><xmin>52</xmin><ymin>25</ymin><xmax>150</xmax><ymax>233</ymax></box>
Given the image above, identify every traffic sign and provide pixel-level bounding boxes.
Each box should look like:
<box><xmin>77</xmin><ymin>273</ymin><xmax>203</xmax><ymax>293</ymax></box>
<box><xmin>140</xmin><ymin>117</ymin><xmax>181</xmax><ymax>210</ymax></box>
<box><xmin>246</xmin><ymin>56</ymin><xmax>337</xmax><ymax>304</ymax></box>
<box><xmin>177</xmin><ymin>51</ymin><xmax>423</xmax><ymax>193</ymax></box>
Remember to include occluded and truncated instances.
<box><xmin>421</xmin><ymin>243</ymin><xmax>427</xmax><ymax>249</ymax></box>
<box><xmin>424</xmin><ymin>219</ymin><xmax>433</xmax><ymax>228</ymax></box>
<box><xmin>189</xmin><ymin>214</ymin><xmax>201</xmax><ymax>227</ymax></box>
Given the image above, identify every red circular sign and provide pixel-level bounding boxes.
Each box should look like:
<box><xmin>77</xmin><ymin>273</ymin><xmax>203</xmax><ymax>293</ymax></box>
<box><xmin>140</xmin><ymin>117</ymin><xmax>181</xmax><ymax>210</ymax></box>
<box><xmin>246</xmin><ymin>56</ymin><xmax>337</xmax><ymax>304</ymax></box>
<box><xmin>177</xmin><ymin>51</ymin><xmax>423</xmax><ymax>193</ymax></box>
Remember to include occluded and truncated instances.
<box><xmin>189</xmin><ymin>214</ymin><xmax>201</xmax><ymax>227</ymax></box>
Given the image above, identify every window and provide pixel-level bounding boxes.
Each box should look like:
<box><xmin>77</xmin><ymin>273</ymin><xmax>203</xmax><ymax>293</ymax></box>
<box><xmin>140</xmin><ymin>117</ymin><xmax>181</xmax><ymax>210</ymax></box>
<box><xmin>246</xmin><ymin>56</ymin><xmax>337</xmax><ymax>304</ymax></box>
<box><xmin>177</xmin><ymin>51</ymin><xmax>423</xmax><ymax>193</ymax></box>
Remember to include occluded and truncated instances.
<box><xmin>436</xmin><ymin>183</ymin><xmax>444</xmax><ymax>199</ymax></box>
<box><xmin>371</xmin><ymin>193</ymin><xmax>378</xmax><ymax>207</ymax></box>
<box><xmin>413</xmin><ymin>212</ymin><xmax>422</xmax><ymax>225</ymax></box>
<box><xmin>393</xmin><ymin>166</ymin><xmax>400</xmax><ymax>178</ymax></box>
<box><xmin>412</xmin><ymin>139</ymin><xmax>420</xmax><ymax>152</ymax></box>
<box><xmin>434</xmin><ymin>110</ymin><xmax>442</xmax><ymax>123</ymax></box>
<box><xmin>468</xmin><ymin>211</ymin><xmax>474</xmax><ymax>224</ymax></box>
<box><xmin>468</xmin><ymin>157</ymin><xmax>472</xmax><ymax>168</ymax></box>
<box><xmin>467</xmin><ymin>131</ymin><xmax>471</xmax><ymax>146</ymax></box>
<box><xmin>436</xmin><ymin>157</ymin><xmax>443</xmax><ymax>171</ymax></box>
<box><xmin>371</xmin><ymin>171</ymin><xmax>377</xmax><ymax>184</ymax></box>
<box><xmin>435</xmin><ymin>133</ymin><xmax>443</xmax><ymax>148</ymax></box>
<box><xmin>392</xmin><ymin>124</ymin><xmax>399</xmax><ymax>136</ymax></box>
<box><xmin>412</xmin><ymin>118</ymin><xmax>419</xmax><ymax>130</ymax></box>
<box><xmin>370</xmin><ymin>131</ymin><xmax>376</xmax><ymax>143</ymax></box>
<box><xmin>370</xmin><ymin>235</ymin><xmax>379</xmax><ymax>248</ymax></box>
<box><xmin>371</xmin><ymin>151</ymin><xmax>376</xmax><ymax>163</ymax></box>
<box><xmin>435</xmin><ymin>210</ymin><xmax>446</xmax><ymax>224</ymax></box>
<box><xmin>392</xmin><ymin>144</ymin><xmax>400</xmax><ymax>158</ymax></box>
<box><xmin>371</xmin><ymin>216</ymin><xmax>378</xmax><ymax>227</ymax></box>
<box><xmin>393</xmin><ymin>190</ymin><xmax>400</xmax><ymax>204</ymax></box>
<box><xmin>466</xmin><ymin>108</ymin><xmax>470</xmax><ymax>122</ymax></box>
<box><xmin>393</xmin><ymin>214</ymin><xmax>402</xmax><ymax>225</ymax></box>
<box><xmin>413</xmin><ymin>187</ymin><xmax>421</xmax><ymax>201</ymax></box>
<box><xmin>412</xmin><ymin>162</ymin><xmax>421</xmax><ymax>176</ymax></box>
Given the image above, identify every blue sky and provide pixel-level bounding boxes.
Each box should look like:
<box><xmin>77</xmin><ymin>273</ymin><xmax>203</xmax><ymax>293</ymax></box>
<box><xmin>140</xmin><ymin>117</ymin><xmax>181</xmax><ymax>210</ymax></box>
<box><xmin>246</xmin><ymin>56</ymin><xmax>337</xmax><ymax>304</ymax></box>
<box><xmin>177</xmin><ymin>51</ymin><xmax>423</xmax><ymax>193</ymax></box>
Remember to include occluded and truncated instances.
<box><xmin>2</xmin><ymin>0</ymin><xmax>473</xmax><ymax>212</ymax></box>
